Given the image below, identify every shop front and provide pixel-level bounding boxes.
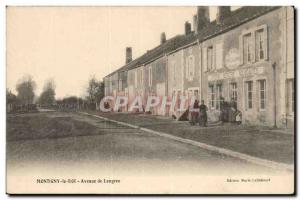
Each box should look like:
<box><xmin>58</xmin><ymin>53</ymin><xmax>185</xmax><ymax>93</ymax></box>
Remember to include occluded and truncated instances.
<box><xmin>206</xmin><ymin>64</ymin><xmax>274</xmax><ymax>126</ymax></box>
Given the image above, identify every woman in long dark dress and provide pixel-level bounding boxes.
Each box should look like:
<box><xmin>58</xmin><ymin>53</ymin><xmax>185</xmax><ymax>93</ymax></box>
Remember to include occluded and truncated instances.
<box><xmin>229</xmin><ymin>98</ymin><xmax>237</xmax><ymax>122</ymax></box>
<box><xmin>190</xmin><ymin>99</ymin><xmax>200</xmax><ymax>125</ymax></box>
<box><xmin>199</xmin><ymin>100</ymin><xmax>208</xmax><ymax>127</ymax></box>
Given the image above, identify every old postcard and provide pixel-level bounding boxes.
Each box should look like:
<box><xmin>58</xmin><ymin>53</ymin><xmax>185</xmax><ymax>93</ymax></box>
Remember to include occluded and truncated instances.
<box><xmin>6</xmin><ymin>6</ymin><xmax>295</xmax><ymax>194</ymax></box>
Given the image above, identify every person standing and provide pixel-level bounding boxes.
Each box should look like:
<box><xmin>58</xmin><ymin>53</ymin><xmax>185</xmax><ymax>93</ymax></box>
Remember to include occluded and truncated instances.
<box><xmin>199</xmin><ymin>100</ymin><xmax>208</xmax><ymax>127</ymax></box>
<box><xmin>220</xmin><ymin>96</ymin><xmax>231</xmax><ymax>124</ymax></box>
<box><xmin>190</xmin><ymin>99</ymin><xmax>200</xmax><ymax>125</ymax></box>
<box><xmin>229</xmin><ymin>97</ymin><xmax>237</xmax><ymax>122</ymax></box>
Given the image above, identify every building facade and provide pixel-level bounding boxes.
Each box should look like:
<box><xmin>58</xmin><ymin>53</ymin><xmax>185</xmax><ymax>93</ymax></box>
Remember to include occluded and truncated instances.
<box><xmin>143</xmin><ymin>56</ymin><xmax>168</xmax><ymax>115</ymax></box>
<box><xmin>200</xmin><ymin>6</ymin><xmax>294</xmax><ymax>128</ymax></box>
<box><xmin>104</xmin><ymin>6</ymin><xmax>294</xmax><ymax>128</ymax></box>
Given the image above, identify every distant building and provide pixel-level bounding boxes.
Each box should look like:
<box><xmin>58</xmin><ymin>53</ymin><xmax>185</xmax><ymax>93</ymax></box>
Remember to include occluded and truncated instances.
<box><xmin>104</xmin><ymin>6</ymin><xmax>294</xmax><ymax>128</ymax></box>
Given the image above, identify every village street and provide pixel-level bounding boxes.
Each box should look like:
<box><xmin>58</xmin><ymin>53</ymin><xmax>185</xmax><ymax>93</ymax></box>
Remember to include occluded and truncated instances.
<box><xmin>7</xmin><ymin>111</ymin><xmax>292</xmax><ymax>178</ymax></box>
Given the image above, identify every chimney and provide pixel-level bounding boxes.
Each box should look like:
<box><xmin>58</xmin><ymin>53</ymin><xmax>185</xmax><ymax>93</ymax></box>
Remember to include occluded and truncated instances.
<box><xmin>125</xmin><ymin>47</ymin><xmax>132</xmax><ymax>64</ymax></box>
<box><xmin>185</xmin><ymin>21</ymin><xmax>192</xmax><ymax>35</ymax></box>
<box><xmin>160</xmin><ymin>32</ymin><xmax>166</xmax><ymax>44</ymax></box>
<box><xmin>193</xmin><ymin>15</ymin><xmax>198</xmax><ymax>33</ymax></box>
<box><xmin>216</xmin><ymin>6</ymin><xmax>231</xmax><ymax>25</ymax></box>
<box><xmin>195</xmin><ymin>6</ymin><xmax>210</xmax><ymax>34</ymax></box>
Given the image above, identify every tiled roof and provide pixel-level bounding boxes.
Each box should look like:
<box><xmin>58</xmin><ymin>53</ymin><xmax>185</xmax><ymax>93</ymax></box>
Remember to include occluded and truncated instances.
<box><xmin>197</xmin><ymin>6</ymin><xmax>280</xmax><ymax>42</ymax></box>
<box><xmin>105</xmin><ymin>6</ymin><xmax>280</xmax><ymax>78</ymax></box>
<box><xmin>107</xmin><ymin>32</ymin><xmax>197</xmax><ymax>76</ymax></box>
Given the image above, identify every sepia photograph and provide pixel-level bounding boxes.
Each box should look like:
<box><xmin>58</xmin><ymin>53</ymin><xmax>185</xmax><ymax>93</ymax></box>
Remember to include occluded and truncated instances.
<box><xmin>5</xmin><ymin>4</ymin><xmax>295</xmax><ymax>195</ymax></box>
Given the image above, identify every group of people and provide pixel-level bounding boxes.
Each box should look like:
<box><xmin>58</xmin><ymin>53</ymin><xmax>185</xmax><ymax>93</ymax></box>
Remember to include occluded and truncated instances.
<box><xmin>189</xmin><ymin>97</ymin><xmax>242</xmax><ymax>127</ymax></box>
<box><xmin>190</xmin><ymin>100</ymin><xmax>209</xmax><ymax>127</ymax></box>
<box><xmin>219</xmin><ymin>97</ymin><xmax>242</xmax><ymax>124</ymax></box>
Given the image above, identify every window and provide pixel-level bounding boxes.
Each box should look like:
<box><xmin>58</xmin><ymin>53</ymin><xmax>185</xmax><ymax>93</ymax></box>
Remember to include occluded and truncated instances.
<box><xmin>255</xmin><ymin>29</ymin><xmax>265</xmax><ymax>61</ymax></box>
<box><xmin>258</xmin><ymin>80</ymin><xmax>266</xmax><ymax>110</ymax></box>
<box><xmin>209</xmin><ymin>85</ymin><xmax>215</xmax><ymax>108</ymax></box>
<box><xmin>287</xmin><ymin>79</ymin><xmax>294</xmax><ymax>114</ymax></box>
<box><xmin>118</xmin><ymin>79</ymin><xmax>122</xmax><ymax>91</ymax></box>
<box><xmin>230</xmin><ymin>82</ymin><xmax>237</xmax><ymax>102</ymax></box>
<box><xmin>172</xmin><ymin>63</ymin><xmax>176</xmax><ymax>83</ymax></box>
<box><xmin>122</xmin><ymin>79</ymin><xmax>126</xmax><ymax>91</ymax></box>
<box><xmin>189</xmin><ymin>56</ymin><xmax>194</xmax><ymax>78</ymax></box>
<box><xmin>189</xmin><ymin>89</ymin><xmax>199</xmax><ymax>101</ymax></box>
<box><xmin>141</xmin><ymin>69</ymin><xmax>144</xmax><ymax>85</ymax></box>
<box><xmin>216</xmin><ymin>84</ymin><xmax>223</xmax><ymax>110</ymax></box>
<box><xmin>243</xmin><ymin>33</ymin><xmax>252</xmax><ymax>64</ymax></box>
<box><xmin>148</xmin><ymin>66</ymin><xmax>152</xmax><ymax>87</ymax></box>
<box><xmin>215</xmin><ymin>43</ymin><xmax>223</xmax><ymax>70</ymax></box>
<box><xmin>186</xmin><ymin>56</ymin><xmax>195</xmax><ymax>80</ymax></box>
<box><xmin>240</xmin><ymin>25</ymin><xmax>268</xmax><ymax>65</ymax></box>
<box><xmin>194</xmin><ymin>90</ymin><xmax>199</xmax><ymax>99</ymax></box>
<box><xmin>134</xmin><ymin>71</ymin><xmax>138</xmax><ymax>88</ymax></box>
<box><xmin>171</xmin><ymin>90</ymin><xmax>181</xmax><ymax>110</ymax></box>
<box><xmin>245</xmin><ymin>81</ymin><xmax>253</xmax><ymax>109</ymax></box>
<box><xmin>177</xmin><ymin>90</ymin><xmax>182</xmax><ymax>109</ymax></box>
<box><xmin>138</xmin><ymin>68</ymin><xmax>143</xmax><ymax>86</ymax></box>
<box><xmin>207</xmin><ymin>46</ymin><xmax>214</xmax><ymax>71</ymax></box>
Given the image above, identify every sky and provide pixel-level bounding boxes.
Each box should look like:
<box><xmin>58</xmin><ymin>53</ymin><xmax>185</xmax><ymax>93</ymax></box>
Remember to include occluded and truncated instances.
<box><xmin>6</xmin><ymin>6</ymin><xmax>239</xmax><ymax>99</ymax></box>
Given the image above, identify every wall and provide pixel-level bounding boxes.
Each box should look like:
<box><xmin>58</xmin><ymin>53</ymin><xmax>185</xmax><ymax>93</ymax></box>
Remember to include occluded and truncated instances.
<box><xmin>144</xmin><ymin>56</ymin><xmax>168</xmax><ymax>115</ymax></box>
<box><xmin>167</xmin><ymin>49</ymin><xmax>184</xmax><ymax>117</ymax></box>
<box><xmin>127</xmin><ymin>66</ymin><xmax>143</xmax><ymax>107</ymax></box>
<box><xmin>182</xmin><ymin>43</ymin><xmax>202</xmax><ymax>100</ymax></box>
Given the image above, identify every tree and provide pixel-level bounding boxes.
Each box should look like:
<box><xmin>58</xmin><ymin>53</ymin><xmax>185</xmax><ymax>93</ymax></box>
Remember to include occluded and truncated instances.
<box><xmin>86</xmin><ymin>76</ymin><xmax>104</xmax><ymax>110</ymax></box>
<box><xmin>6</xmin><ymin>89</ymin><xmax>18</xmax><ymax>112</ymax></box>
<box><xmin>38</xmin><ymin>79</ymin><xmax>56</xmax><ymax>106</ymax></box>
<box><xmin>6</xmin><ymin>89</ymin><xmax>18</xmax><ymax>104</ymax></box>
<box><xmin>16</xmin><ymin>75</ymin><xmax>36</xmax><ymax>105</ymax></box>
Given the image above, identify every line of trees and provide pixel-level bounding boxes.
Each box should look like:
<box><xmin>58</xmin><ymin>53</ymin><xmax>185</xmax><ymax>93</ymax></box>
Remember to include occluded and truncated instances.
<box><xmin>7</xmin><ymin>74</ymin><xmax>105</xmax><ymax>113</ymax></box>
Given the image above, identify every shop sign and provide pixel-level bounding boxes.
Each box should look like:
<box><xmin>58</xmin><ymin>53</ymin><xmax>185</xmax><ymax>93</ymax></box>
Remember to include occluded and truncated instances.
<box><xmin>208</xmin><ymin>66</ymin><xmax>265</xmax><ymax>81</ymax></box>
<box><xmin>225</xmin><ymin>48</ymin><xmax>240</xmax><ymax>69</ymax></box>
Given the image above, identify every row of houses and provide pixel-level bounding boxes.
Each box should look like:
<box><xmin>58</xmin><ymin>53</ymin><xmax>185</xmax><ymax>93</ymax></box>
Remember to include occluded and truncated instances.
<box><xmin>103</xmin><ymin>6</ymin><xmax>294</xmax><ymax>128</ymax></box>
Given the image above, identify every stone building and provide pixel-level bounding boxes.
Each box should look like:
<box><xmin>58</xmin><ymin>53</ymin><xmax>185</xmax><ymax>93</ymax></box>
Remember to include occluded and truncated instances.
<box><xmin>103</xmin><ymin>6</ymin><xmax>294</xmax><ymax>128</ymax></box>
<box><xmin>199</xmin><ymin>6</ymin><xmax>294</xmax><ymax>128</ymax></box>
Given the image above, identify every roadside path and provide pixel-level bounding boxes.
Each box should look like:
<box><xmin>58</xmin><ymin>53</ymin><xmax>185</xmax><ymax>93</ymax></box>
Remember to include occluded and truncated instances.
<box><xmin>80</xmin><ymin>111</ymin><xmax>294</xmax><ymax>171</ymax></box>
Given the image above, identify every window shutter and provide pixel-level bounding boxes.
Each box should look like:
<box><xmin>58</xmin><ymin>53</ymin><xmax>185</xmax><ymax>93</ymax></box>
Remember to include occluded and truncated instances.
<box><xmin>215</xmin><ymin>42</ymin><xmax>223</xmax><ymax>69</ymax></box>
<box><xmin>213</xmin><ymin>45</ymin><xmax>216</xmax><ymax>70</ymax></box>
<box><xmin>149</xmin><ymin>66</ymin><xmax>152</xmax><ymax>87</ymax></box>
<box><xmin>199</xmin><ymin>48</ymin><xmax>202</xmax><ymax>76</ymax></box>
<box><xmin>192</xmin><ymin>56</ymin><xmax>195</xmax><ymax>78</ymax></box>
<box><xmin>250</xmin><ymin>33</ymin><xmax>255</xmax><ymax>63</ymax></box>
<box><xmin>239</xmin><ymin>35</ymin><xmax>243</xmax><ymax>65</ymax></box>
<box><xmin>185</xmin><ymin>58</ymin><xmax>189</xmax><ymax>79</ymax></box>
<box><xmin>187</xmin><ymin>56</ymin><xmax>195</xmax><ymax>80</ymax></box>
<box><xmin>141</xmin><ymin>68</ymin><xmax>144</xmax><ymax>86</ymax></box>
<box><xmin>148</xmin><ymin>67</ymin><xmax>150</xmax><ymax>86</ymax></box>
<box><xmin>172</xmin><ymin>63</ymin><xmax>176</xmax><ymax>83</ymax></box>
<box><xmin>263</xmin><ymin>26</ymin><xmax>268</xmax><ymax>60</ymax></box>
<box><xmin>134</xmin><ymin>70</ymin><xmax>137</xmax><ymax>88</ymax></box>
<box><xmin>203</xmin><ymin>47</ymin><xmax>207</xmax><ymax>72</ymax></box>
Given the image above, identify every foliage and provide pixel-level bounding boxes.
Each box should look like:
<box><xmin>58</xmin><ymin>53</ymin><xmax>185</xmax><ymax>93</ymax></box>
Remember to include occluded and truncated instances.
<box><xmin>6</xmin><ymin>89</ymin><xmax>18</xmax><ymax>104</ymax></box>
<box><xmin>38</xmin><ymin>79</ymin><xmax>56</xmax><ymax>106</ymax></box>
<box><xmin>16</xmin><ymin>75</ymin><xmax>36</xmax><ymax>105</ymax></box>
<box><xmin>86</xmin><ymin>76</ymin><xmax>104</xmax><ymax>109</ymax></box>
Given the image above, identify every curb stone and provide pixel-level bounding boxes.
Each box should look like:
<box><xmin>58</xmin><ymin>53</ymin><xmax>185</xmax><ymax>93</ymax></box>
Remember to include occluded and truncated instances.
<box><xmin>78</xmin><ymin>112</ymin><xmax>294</xmax><ymax>172</ymax></box>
